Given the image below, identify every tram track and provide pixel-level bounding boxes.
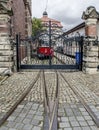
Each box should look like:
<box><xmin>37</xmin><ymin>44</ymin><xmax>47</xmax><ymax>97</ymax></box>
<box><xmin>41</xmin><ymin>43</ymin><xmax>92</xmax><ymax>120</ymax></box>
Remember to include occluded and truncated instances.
<box><xmin>43</xmin><ymin>70</ymin><xmax>59</xmax><ymax>130</ymax></box>
<box><xmin>0</xmin><ymin>71</ymin><xmax>41</xmax><ymax>126</ymax></box>
<box><xmin>0</xmin><ymin>76</ymin><xmax>9</xmax><ymax>85</ymax></box>
<box><xmin>59</xmin><ymin>72</ymin><xmax>99</xmax><ymax>127</ymax></box>
<box><xmin>0</xmin><ymin>70</ymin><xmax>99</xmax><ymax>129</ymax></box>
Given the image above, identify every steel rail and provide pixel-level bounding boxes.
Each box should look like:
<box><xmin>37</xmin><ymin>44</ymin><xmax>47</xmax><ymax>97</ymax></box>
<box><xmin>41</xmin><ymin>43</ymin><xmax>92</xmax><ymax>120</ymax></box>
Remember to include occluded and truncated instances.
<box><xmin>49</xmin><ymin>71</ymin><xmax>58</xmax><ymax>130</ymax></box>
<box><xmin>43</xmin><ymin>70</ymin><xmax>58</xmax><ymax>130</ymax></box>
<box><xmin>0</xmin><ymin>71</ymin><xmax>41</xmax><ymax>126</ymax></box>
<box><xmin>0</xmin><ymin>76</ymin><xmax>8</xmax><ymax>85</ymax></box>
<box><xmin>43</xmin><ymin>70</ymin><xmax>50</xmax><ymax>130</ymax></box>
<box><xmin>59</xmin><ymin>72</ymin><xmax>99</xmax><ymax>127</ymax></box>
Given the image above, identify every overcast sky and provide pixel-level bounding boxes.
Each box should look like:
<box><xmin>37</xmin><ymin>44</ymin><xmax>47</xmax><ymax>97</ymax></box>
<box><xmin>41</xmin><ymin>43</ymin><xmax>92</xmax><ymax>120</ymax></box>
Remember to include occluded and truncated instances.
<box><xmin>32</xmin><ymin>0</ymin><xmax>99</xmax><ymax>30</ymax></box>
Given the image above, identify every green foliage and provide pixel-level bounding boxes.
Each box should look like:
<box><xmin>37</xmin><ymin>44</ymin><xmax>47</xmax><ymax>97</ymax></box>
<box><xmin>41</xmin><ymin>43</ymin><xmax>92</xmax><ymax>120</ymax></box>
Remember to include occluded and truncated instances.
<box><xmin>32</xmin><ymin>17</ymin><xmax>44</xmax><ymax>37</ymax></box>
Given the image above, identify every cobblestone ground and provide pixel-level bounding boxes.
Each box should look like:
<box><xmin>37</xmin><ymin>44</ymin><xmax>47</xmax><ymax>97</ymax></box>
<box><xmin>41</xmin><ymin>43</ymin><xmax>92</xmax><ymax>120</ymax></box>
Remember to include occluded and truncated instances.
<box><xmin>0</xmin><ymin>73</ymin><xmax>44</xmax><ymax>130</ymax></box>
<box><xmin>0</xmin><ymin>70</ymin><xmax>99</xmax><ymax>130</ymax></box>
<box><xmin>0</xmin><ymin>72</ymin><xmax>39</xmax><ymax>124</ymax></box>
<box><xmin>75</xmin><ymin>72</ymin><xmax>99</xmax><ymax>96</ymax></box>
<box><xmin>44</xmin><ymin>71</ymin><xmax>57</xmax><ymax>101</ymax></box>
<box><xmin>58</xmin><ymin>72</ymin><xmax>99</xmax><ymax>130</ymax></box>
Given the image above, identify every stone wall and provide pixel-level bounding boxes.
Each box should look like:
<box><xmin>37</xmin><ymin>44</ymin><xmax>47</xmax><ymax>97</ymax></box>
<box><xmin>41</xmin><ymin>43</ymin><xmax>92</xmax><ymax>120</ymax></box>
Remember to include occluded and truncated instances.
<box><xmin>0</xmin><ymin>0</ymin><xmax>32</xmax><ymax>73</ymax></box>
<box><xmin>83</xmin><ymin>39</ymin><xmax>99</xmax><ymax>73</ymax></box>
<box><xmin>0</xmin><ymin>14</ymin><xmax>14</xmax><ymax>72</ymax></box>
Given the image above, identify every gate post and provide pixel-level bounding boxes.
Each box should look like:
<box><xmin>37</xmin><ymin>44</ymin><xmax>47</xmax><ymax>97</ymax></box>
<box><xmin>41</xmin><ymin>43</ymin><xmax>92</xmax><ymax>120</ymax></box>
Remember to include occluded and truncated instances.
<box><xmin>82</xmin><ymin>6</ymin><xmax>99</xmax><ymax>74</ymax></box>
<box><xmin>27</xmin><ymin>40</ymin><xmax>31</xmax><ymax>64</ymax></box>
<box><xmin>0</xmin><ymin>0</ymin><xmax>14</xmax><ymax>74</ymax></box>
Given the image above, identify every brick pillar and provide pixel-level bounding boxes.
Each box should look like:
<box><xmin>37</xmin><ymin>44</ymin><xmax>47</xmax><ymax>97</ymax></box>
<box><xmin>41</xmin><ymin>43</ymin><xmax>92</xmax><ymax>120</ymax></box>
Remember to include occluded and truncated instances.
<box><xmin>82</xmin><ymin>6</ymin><xmax>99</xmax><ymax>74</ymax></box>
<box><xmin>0</xmin><ymin>1</ymin><xmax>13</xmax><ymax>74</ymax></box>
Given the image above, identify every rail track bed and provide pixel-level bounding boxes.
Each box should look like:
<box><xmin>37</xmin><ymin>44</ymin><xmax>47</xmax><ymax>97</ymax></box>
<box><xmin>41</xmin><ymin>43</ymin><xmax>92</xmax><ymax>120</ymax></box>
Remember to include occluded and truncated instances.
<box><xmin>0</xmin><ymin>70</ymin><xmax>99</xmax><ymax>130</ymax></box>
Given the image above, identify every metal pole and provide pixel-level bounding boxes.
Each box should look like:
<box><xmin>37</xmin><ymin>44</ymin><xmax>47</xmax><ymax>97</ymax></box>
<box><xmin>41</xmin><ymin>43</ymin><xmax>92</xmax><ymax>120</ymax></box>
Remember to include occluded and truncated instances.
<box><xmin>49</xmin><ymin>21</ymin><xmax>52</xmax><ymax>66</ymax></box>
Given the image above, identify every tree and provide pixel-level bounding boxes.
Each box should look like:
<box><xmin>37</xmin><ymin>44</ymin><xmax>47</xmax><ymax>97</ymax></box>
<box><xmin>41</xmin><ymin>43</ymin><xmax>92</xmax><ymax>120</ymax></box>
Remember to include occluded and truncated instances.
<box><xmin>32</xmin><ymin>17</ymin><xmax>44</xmax><ymax>37</ymax></box>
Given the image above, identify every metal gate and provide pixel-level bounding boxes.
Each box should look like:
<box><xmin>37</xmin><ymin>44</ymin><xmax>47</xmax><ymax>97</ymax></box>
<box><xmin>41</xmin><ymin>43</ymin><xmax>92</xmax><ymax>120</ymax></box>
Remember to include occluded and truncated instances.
<box><xmin>16</xmin><ymin>33</ymin><xmax>83</xmax><ymax>71</ymax></box>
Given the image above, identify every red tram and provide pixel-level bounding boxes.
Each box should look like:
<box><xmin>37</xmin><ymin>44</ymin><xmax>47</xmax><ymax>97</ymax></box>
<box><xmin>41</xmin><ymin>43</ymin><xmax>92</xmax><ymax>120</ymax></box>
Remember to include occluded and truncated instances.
<box><xmin>37</xmin><ymin>46</ymin><xmax>54</xmax><ymax>58</ymax></box>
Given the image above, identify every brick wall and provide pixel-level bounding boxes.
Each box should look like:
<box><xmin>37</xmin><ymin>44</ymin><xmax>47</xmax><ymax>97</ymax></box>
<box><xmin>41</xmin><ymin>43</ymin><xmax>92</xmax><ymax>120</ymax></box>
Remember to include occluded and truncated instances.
<box><xmin>12</xmin><ymin>0</ymin><xmax>26</xmax><ymax>39</ymax></box>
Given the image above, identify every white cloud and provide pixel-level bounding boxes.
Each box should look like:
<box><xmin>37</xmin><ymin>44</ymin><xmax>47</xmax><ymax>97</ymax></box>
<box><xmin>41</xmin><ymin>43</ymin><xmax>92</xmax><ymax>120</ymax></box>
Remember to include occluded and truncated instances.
<box><xmin>32</xmin><ymin>0</ymin><xmax>99</xmax><ymax>30</ymax></box>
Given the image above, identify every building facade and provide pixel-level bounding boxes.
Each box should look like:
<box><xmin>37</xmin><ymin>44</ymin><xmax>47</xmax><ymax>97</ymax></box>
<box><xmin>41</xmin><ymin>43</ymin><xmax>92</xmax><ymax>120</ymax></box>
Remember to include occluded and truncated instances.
<box><xmin>0</xmin><ymin>0</ymin><xmax>32</xmax><ymax>74</ymax></box>
<box><xmin>12</xmin><ymin>0</ymin><xmax>32</xmax><ymax>39</ymax></box>
<box><xmin>38</xmin><ymin>11</ymin><xmax>63</xmax><ymax>48</ymax></box>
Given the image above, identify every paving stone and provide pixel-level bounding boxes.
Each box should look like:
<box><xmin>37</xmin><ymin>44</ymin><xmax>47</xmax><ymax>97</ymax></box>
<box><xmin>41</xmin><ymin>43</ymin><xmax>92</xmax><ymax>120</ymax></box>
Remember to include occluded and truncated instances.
<box><xmin>18</xmin><ymin>113</ymin><xmax>27</xmax><ymax>118</ymax></box>
<box><xmin>6</xmin><ymin>121</ymin><xmax>16</xmax><ymax>128</ymax></box>
<box><xmin>58</xmin><ymin>112</ymin><xmax>65</xmax><ymax>116</ymax></box>
<box><xmin>30</xmin><ymin>119</ymin><xmax>40</xmax><ymax>125</ymax></box>
<box><xmin>70</xmin><ymin>104</ymin><xmax>77</xmax><ymax>108</ymax></box>
<box><xmin>81</xmin><ymin>111</ymin><xmax>89</xmax><ymax>116</ymax></box>
<box><xmin>10</xmin><ymin>112</ymin><xmax>19</xmax><ymax>117</ymax></box>
<box><xmin>87</xmin><ymin>120</ymin><xmax>95</xmax><ymax>126</ymax></box>
<box><xmin>28</xmin><ymin>110</ymin><xmax>36</xmax><ymax>115</ymax></box>
<box><xmin>70</xmin><ymin>121</ymin><xmax>80</xmax><ymax>127</ymax></box>
<box><xmin>26</xmin><ymin>114</ymin><xmax>34</xmax><ymax>119</ymax></box>
<box><xmin>38</xmin><ymin>107</ymin><xmax>44</xmax><ymax>112</ymax></box>
<box><xmin>7</xmin><ymin>116</ymin><xmax>16</xmax><ymax>121</ymax></box>
<box><xmin>23</xmin><ymin>118</ymin><xmax>31</xmax><ymax>124</ymax></box>
<box><xmin>58</xmin><ymin>109</ymin><xmax>65</xmax><ymax>113</ymax></box>
<box><xmin>9</xmin><ymin>128</ymin><xmax>17</xmax><ymax>130</ymax></box>
<box><xmin>14</xmin><ymin>108</ymin><xmax>22</xmax><ymax>113</ymax></box>
<box><xmin>0</xmin><ymin>126</ymin><xmax>9</xmax><ymax>130</ymax></box>
<box><xmin>84</xmin><ymin>116</ymin><xmax>92</xmax><ymax>120</ymax></box>
<box><xmin>27</xmin><ymin>102</ymin><xmax>33</xmax><ymax>107</ymax></box>
<box><xmin>36</xmin><ymin>111</ymin><xmax>43</xmax><ymax>116</ymax></box>
<box><xmin>82</xmin><ymin>127</ymin><xmax>91</xmax><ymax>130</ymax></box>
<box><xmin>90</xmin><ymin>126</ymin><xmax>99</xmax><ymax>130</ymax></box>
<box><xmin>21</xmin><ymin>108</ymin><xmax>30</xmax><ymax>114</ymax></box>
<box><xmin>14</xmin><ymin>122</ymin><xmax>24</xmax><ymax>129</ymax></box>
<box><xmin>79</xmin><ymin>108</ymin><xmax>86</xmax><ymax>112</ymax></box>
<box><xmin>79</xmin><ymin>121</ymin><xmax>88</xmax><ymax>127</ymax></box>
<box><xmin>69</xmin><ymin>116</ymin><xmax>77</xmax><ymax>121</ymax></box>
<box><xmin>61</xmin><ymin>117</ymin><xmax>69</xmax><ymax>122</ymax></box>
<box><xmin>34</xmin><ymin>115</ymin><xmax>43</xmax><ymax>120</ymax></box>
<box><xmin>59</xmin><ymin>122</ymin><xmax>70</xmax><ymax>128</ymax></box>
<box><xmin>76</xmin><ymin>116</ymin><xmax>85</xmax><ymax>121</ymax></box>
<box><xmin>24</xmin><ymin>106</ymin><xmax>31</xmax><ymax>110</ymax></box>
<box><xmin>66</xmin><ymin>111</ymin><xmax>74</xmax><ymax>116</ymax></box>
<box><xmin>23</xmin><ymin>124</ymin><xmax>33</xmax><ymax>130</ymax></box>
<box><xmin>73</xmin><ymin>127</ymin><xmax>82</xmax><ymax>130</ymax></box>
<box><xmin>64</xmin><ymin>128</ymin><xmax>72</xmax><ymax>130</ymax></box>
<box><xmin>32</xmin><ymin>126</ymin><xmax>41</xmax><ymax>130</ymax></box>
<box><xmin>14</xmin><ymin>117</ymin><xmax>24</xmax><ymax>123</ymax></box>
<box><xmin>73</xmin><ymin>111</ymin><xmax>81</xmax><ymax>116</ymax></box>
